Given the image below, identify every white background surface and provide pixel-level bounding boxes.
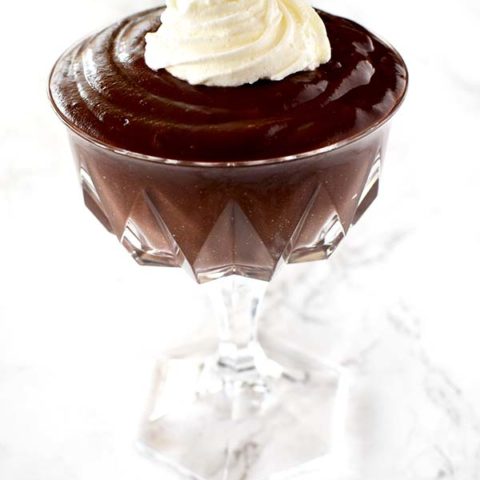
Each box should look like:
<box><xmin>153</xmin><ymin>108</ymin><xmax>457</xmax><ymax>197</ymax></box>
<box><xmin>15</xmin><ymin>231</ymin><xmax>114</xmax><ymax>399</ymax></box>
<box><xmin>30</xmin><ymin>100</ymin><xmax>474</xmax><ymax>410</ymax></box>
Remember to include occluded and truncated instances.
<box><xmin>1</xmin><ymin>0</ymin><xmax>480</xmax><ymax>479</ymax></box>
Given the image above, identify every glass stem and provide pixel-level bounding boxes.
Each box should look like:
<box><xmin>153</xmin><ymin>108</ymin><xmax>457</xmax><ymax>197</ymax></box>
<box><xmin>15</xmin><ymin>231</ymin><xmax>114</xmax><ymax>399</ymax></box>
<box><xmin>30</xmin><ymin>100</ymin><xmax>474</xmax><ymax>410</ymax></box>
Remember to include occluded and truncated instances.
<box><xmin>205</xmin><ymin>276</ymin><xmax>268</xmax><ymax>374</ymax></box>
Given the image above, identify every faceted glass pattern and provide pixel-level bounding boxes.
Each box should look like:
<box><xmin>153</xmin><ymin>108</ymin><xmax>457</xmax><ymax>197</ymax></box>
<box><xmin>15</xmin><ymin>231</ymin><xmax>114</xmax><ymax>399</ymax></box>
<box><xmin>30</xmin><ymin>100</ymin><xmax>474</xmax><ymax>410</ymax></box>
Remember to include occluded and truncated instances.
<box><xmin>70</xmin><ymin>125</ymin><xmax>389</xmax><ymax>284</ymax></box>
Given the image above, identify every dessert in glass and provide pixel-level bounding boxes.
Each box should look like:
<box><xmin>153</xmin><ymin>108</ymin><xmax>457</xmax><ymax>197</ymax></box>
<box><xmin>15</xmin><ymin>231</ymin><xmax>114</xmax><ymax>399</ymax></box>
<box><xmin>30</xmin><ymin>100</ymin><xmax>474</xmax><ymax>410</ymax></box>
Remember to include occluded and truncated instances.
<box><xmin>49</xmin><ymin>2</ymin><xmax>407</xmax><ymax>478</ymax></box>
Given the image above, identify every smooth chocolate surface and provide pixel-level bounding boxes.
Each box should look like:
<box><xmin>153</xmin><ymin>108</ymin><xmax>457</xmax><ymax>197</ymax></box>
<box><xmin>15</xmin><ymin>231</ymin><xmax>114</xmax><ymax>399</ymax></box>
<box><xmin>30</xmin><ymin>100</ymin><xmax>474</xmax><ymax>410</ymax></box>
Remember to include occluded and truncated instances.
<box><xmin>50</xmin><ymin>9</ymin><xmax>407</xmax><ymax>162</ymax></box>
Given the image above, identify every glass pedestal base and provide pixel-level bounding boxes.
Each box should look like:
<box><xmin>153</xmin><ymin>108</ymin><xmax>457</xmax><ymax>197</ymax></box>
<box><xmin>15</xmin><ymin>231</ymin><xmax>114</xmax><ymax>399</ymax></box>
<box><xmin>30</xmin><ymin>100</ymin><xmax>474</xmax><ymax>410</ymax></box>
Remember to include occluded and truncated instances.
<box><xmin>137</xmin><ymin>340</ymin><xmax>350</xmax><ymax>480</ymax></box>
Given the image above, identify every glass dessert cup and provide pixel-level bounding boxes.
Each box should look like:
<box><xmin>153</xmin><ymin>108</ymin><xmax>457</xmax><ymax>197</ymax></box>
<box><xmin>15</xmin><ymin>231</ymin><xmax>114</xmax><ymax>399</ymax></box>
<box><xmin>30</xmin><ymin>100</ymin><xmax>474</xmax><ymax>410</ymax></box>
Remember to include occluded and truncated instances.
<box><xmin>53</xmin><ymin>113</ymin><xmax>401</xmax><ymax>479</ymax></box>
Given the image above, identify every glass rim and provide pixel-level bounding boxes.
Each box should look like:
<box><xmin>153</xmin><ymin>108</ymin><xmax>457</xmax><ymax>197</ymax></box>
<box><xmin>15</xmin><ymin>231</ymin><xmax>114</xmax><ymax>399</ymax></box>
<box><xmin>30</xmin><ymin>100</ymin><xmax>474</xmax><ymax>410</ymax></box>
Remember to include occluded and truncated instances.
<box><xmin>47</xmin><ymin>18</ymin><xmax>409</xmax><ymax>169</ymax></box>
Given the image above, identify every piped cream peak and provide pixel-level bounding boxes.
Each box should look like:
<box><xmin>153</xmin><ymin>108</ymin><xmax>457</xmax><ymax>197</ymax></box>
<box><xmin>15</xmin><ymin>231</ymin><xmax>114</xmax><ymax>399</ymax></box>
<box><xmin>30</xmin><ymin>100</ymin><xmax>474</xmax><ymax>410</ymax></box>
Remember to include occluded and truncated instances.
<box><xmin>144</xmin><ymin>0</ymin><xmax>331</xmax><ymax>87</ymax></box>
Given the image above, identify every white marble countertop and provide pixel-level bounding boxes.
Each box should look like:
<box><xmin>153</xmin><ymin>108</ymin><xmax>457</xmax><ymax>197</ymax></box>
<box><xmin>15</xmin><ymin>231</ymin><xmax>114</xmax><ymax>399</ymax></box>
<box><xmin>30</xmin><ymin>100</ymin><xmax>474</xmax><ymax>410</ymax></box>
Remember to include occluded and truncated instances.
<box><xmin>1</xmin><ymin>0</ymin><xmax>480</xmax><ymax>479</ymax></box>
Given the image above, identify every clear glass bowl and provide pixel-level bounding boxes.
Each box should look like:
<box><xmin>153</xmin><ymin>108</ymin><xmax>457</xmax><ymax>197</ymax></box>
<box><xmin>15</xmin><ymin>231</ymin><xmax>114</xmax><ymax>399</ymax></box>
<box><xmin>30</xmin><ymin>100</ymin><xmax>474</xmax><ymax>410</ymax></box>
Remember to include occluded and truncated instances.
<box><xmin>66</xmin><ymin>122</ymin><xmax>390</xmax><ymax>284</ymax></box>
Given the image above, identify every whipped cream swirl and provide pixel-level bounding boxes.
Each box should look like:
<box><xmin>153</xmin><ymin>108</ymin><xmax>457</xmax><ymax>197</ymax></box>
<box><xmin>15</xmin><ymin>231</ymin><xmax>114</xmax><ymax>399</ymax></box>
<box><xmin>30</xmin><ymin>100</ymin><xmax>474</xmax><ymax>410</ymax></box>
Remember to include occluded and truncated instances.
<box><xmin>144</xmin><ymin>0</ymin><xmax>331</xmax><ymax>87</ymax></box>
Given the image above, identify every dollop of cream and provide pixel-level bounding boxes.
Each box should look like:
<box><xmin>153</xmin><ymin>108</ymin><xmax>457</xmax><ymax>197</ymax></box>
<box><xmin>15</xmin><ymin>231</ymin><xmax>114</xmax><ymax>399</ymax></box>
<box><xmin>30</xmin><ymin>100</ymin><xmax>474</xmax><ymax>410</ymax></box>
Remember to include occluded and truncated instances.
<box><xmin>144</xmin><ymin>0</ymin><xmax>331</xmax><ymax>87</ymax></box>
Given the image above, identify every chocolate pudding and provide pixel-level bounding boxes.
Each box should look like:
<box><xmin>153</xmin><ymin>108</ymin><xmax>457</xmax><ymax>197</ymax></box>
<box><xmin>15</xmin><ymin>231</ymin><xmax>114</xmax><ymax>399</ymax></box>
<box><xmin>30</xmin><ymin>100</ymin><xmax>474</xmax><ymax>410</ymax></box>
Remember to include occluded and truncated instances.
<box><xmin>50</xmin><ymin>9</ymin><xmax>406</xmax><ymax>162</ymax></box>
<box><xmin>49</xmin><ymin>8</ymin><xmax>407</xmax><ymax>282</ymax></box>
